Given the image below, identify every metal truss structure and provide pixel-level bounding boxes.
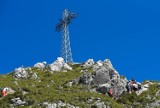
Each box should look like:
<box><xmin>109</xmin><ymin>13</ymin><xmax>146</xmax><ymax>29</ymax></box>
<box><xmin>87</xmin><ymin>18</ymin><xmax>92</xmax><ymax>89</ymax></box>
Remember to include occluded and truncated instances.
<box><xmin>56</xmin><ymin>9</ymin><xmax>77</xmax><ymax>63</ymax></box>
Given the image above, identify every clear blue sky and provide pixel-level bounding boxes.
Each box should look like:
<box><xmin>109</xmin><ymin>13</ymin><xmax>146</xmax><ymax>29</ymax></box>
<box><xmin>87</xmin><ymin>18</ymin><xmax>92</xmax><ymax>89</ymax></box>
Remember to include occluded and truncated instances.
<box><xmin>0</xmin><ymin>0</ymin><xmax>160</xmax><ymax>82</ymax></box>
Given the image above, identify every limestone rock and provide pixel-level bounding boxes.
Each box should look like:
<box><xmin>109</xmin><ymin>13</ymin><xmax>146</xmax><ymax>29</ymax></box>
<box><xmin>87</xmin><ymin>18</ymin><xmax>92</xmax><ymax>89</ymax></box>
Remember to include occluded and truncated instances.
<box><xmin>57</xmin><ymin>101</ymin><xmax>66</xmax><ymax>107</ymax></box>
<box><xmin>63</xmin><ymin>63</ymin><xmax>72</xmax><ymax>70</ymax></box>
<box><xmin>45</xmin><ymin>102</ymin><xmax>78</xmax><ymax>108</ymax></box>
<box><xmin>48</xmin><ymin>64</ymin><xmax>61</xmax><ymax>72</ymax></box>
<box><xmin>11</xmin><ymin>97</ymin><xmax>26</xmax><ymax>106</ymax></box>
<box><xmin>13</xmin><ymin>67</ymin><xmax>28</xmax><ymax>78</ymax></box>
<box><xmin>32</xmin><ymin>73</ymin><xmax>38</xmax><ymax>79</ymax></box>
<box><xmin>47</xmin><ymin>103</ymin><xmax>57</xmax><ymax>108</ymax></box>
<box><xmin>79</xmin><ymin>73</ymin><xmax>93</xmax><ymax>84</ymax></box>
<box><xmin>94</xmin><ymin>100</ymin><xmax>106</xmax><ymax>108</ymax></box>
<box><xmin>83</xmin><ymin>59</ymin><xmax>95</xmax><ymax>68</ymax></box>
<box><xmin>139</xmin><ymin>82</ymin><xmax>153</xmax><ymax>93</ymax></box>
<box><xmin>94</xmin><ymin>67</ymin><xmax>110</xmax><ymax>85</ymax></box>
<box><xmin>78</xmin><ymin>58</ymin><xmax>127</xmax><ymax>97</ymax></box>
<box><xmin>149</xmin><ymin>100</ymin><xmax>160</xmax><ymax>108</ymax></box>
<box><xmin>93</xmin><ymin>60</ymin><xmax>103</xmax><ymax>71</ymax></box>
<box><xmin>48</xmin><ymin>57</ymin><xmax>72</xmax><ymax>72</ymax></box>
<box><xmin>156</xmin><ymin>90</ymin><xmax>160</xmax><ymax>96</ymax></box>
<box><xmin>34</xmin><ymin>61</ymin><xmax>46</xmax><ymax>69</ymax></box>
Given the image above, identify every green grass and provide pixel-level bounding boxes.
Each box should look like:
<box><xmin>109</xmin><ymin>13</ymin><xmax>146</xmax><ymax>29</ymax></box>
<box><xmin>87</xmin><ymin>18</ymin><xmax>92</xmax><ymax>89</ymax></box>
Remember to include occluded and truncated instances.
<box><xmin>0</xmin><ymin>67</ymin><xmax>123</xmax><ymax>108</ymax></box>
<box><xmin>0</xmin><ymin>66</ymin><xmax>159</xmax><ymax>108</ymax></box>
<box><xmin>117</xmin><ymin>82</ymin><xmax>160</xmax><ymax>107</ymax></box>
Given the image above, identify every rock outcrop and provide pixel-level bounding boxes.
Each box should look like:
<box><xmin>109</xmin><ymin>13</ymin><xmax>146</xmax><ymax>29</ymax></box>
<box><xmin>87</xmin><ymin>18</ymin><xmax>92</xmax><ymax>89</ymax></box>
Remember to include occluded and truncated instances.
<box><xmin>11</xmin><ymin>97</ymin><xmax>26</xmax><ymax>107</ymax></box>
<box><xmin>83</xmin><ymin>59</ymin><xmax>95</xmax><ymax>68</ymax></box>
<box><xmin>40</xmin><ymin>101</ymin><xmax>79</xmax><ymax>108</ymax></box>
<box><xmin>0</xmin><ymin>57</ymin><xmax>159</xmax><ymax>108</ymax></box>
<box><xmin>13</xmin><ymin>67</ymin><xmax>29</xmax><ymax>78</ymax></box>
<box><xmin>48</xmin><ymin>57</ymin><xmax>72</xmax><ymax>72</ymax></box>
<box><xmin>34</xmin><ymin>61</ymin><xmax>46</xmax><ymax>69</ymax></box>
<box><xmin>80</xmin><ymin>59</ymin><xmax>128</xmax><ymax>97</ymax></box>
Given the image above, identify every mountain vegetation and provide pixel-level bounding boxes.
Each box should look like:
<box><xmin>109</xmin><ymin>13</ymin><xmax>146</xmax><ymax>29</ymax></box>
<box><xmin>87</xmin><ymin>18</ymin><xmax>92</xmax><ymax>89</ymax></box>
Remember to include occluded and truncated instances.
<box><xmin>0</xmin><ymin>58</ymin><xmax>159</xmax><ymax>108</ymax></box>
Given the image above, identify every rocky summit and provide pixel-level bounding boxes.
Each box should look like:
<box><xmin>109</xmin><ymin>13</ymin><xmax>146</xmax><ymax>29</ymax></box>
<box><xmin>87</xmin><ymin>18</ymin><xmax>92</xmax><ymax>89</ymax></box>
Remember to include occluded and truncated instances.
<box><xmin>0</xmin><ymin>57</ymin><xmax>159</xmax><ymax>108</ymax></box>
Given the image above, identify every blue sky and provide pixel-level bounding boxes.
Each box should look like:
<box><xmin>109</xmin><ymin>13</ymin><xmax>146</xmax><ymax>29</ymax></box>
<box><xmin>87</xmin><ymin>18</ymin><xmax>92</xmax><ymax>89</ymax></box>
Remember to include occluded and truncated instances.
<box><xmin>0</xmin><ymin>0</ymin><xmax>160</xmax><ymax>82</ymax></box>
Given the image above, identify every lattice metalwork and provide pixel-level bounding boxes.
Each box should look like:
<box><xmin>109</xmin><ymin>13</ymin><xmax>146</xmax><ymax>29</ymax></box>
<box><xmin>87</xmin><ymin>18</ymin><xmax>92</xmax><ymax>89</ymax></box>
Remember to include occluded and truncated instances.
<box><xmin>56</xmin><ymin>9</ymin><xmax>77</xmax><ymax>63</ymax></box>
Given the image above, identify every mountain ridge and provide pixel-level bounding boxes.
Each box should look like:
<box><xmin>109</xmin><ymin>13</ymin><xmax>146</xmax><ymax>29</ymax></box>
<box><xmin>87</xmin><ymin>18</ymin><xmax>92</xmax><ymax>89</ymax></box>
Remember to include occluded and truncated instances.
<box><xmin>0</xmin><ymin>57</ymin><xmax>159</xmax><ymax>108</ymax></box>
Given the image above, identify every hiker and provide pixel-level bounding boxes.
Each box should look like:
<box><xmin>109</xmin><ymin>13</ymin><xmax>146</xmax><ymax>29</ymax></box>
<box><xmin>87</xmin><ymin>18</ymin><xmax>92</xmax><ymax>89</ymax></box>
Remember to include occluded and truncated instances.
<box><xmin>126</xmin><ymin>79</ymin><xmax>136</xmax><ymax>93</ymax></box>
<box><xmin>108</xmin><ymin>88</ymin><xmax>113</xmax><ymax>97</ymax></box>
<box><xmin>132</xmin><ymin>82</ymin><xmax>141</xmax><ymax>91</ymax></box>
<box><xmin>1</xmin><ymin>88</ymin><xmax>8</xmax><ymax>97</ymax></box>
<box><xmin>126</xmin><ymin>79</ymin><xmax>141</xmax><ymax>94</ymax></box>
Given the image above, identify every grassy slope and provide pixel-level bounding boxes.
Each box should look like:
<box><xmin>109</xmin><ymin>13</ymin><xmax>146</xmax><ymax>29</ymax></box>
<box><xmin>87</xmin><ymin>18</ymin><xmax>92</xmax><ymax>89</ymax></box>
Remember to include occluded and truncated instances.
<box><xmin>117</xmin><ymin>82</ymin><xmax>160</xmax><ymax>108</ymax></box>
<box><xmin>0</xmin><ymin>65</ymin><xmax>123</xmax><ymax>108</ymax></box>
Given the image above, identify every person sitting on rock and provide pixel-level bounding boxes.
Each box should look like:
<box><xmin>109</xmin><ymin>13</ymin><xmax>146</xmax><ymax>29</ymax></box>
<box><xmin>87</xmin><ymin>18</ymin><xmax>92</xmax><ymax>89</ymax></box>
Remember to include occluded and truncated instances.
<box><xmin>132</xmin><ymin>82</ymin><xmax>141</xmax><ymax>91</ymax></box>
<box><xmin>126</xmin><ymin>79</ymin><xmax>141</xmax><ymax>94</ymax></box>
<box><xmin>126</xmin><ymin>79</ymin><xmax>136</xmax><ymax>93</ymax></box>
